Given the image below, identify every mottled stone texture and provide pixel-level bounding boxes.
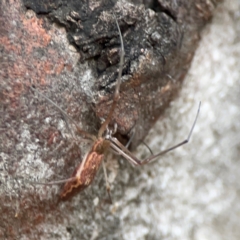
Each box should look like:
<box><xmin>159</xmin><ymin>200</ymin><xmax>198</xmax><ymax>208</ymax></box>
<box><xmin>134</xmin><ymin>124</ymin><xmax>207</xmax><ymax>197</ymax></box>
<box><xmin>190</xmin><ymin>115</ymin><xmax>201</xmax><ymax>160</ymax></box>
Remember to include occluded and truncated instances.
<box><xmin>22</xmin><ymin>0</ymin><xmax>217</xmax><ymax>146</ymax></box>
<box><xmin>0</xmin><ymin>0</ymin><xmax>225</xmax><ymax>239</ymax></box>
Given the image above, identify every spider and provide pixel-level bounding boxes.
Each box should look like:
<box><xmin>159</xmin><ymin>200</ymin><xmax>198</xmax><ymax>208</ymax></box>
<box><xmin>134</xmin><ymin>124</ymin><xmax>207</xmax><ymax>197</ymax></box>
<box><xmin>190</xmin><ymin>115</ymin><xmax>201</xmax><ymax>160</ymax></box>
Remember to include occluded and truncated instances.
<box><xmin>30</xmin><ymin>14</ymin><xmax>200</xmax><ymax>201</ymax></box>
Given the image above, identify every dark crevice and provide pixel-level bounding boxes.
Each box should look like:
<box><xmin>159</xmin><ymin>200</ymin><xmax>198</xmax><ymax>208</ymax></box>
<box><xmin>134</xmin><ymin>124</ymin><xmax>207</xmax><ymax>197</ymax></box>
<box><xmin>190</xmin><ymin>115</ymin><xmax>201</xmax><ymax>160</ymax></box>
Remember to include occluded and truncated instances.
<box><xmin>150</xmin><ymin>0</ymin><xmax>177</xmax><ymax>22</ymax></box>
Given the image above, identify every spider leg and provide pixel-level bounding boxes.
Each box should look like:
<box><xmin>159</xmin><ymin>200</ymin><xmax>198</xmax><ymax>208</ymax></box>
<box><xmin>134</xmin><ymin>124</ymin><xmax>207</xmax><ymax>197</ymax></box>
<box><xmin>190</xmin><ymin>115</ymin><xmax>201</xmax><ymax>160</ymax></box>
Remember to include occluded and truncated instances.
<box><xmin>102</xmin><ymin>159</ymin><xmax>112</xmax><ymax>204</ymax></box>
<box><xmin>25</xmin><ymin>177</ymin><xmax>77</xmax><ymax>186</ymax></box>
<box><xmin>30</xmin><ymin>86</ymin><xmax>96</xmax><ymax>141</ymax></box>
<box><xmin>109</xmin><ymin>102</ymin><xmax>201</xmax><ymax>166</ymax></box>
<box><xmin>98</xmin><ymin>13</ymin><xmax>125</xmax><ymax>138</ymax></box>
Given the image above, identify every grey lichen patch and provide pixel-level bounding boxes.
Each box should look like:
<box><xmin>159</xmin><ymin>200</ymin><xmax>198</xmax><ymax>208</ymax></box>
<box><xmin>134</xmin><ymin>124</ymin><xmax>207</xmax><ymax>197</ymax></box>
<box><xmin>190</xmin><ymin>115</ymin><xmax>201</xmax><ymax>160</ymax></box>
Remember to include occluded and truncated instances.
<box><xmin>78</xmin><ymin>63</ymin><xmax>95</xmax><ymax>102</ymax></box>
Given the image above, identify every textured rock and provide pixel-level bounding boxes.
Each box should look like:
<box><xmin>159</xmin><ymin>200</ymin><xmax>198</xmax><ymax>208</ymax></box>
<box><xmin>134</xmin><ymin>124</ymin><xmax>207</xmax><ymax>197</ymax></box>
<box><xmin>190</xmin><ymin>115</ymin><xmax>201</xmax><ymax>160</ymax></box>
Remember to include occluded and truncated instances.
<box><xmin>1</xmin><ymin>0</ymin><xmax>238</xmax><ymax>239</ymax></box>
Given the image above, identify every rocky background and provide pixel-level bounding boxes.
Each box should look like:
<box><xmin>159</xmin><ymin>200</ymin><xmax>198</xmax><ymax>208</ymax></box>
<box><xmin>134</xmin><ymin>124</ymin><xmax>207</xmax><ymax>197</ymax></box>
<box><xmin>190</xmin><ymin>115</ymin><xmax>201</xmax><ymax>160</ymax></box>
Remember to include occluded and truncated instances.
<box><xmin>0</xmin><ymin>0</ymin><xmax>240</xmax><ymax>239</ymax></box>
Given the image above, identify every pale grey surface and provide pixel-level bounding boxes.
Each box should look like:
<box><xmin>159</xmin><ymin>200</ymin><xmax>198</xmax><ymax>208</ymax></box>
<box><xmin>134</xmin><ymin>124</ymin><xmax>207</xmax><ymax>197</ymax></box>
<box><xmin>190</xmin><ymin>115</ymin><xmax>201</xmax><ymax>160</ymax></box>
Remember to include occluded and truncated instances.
<box><xmin>117</xmin><ymin>0</ymin><xmax>240</xmax><ymax>239</ymax></box>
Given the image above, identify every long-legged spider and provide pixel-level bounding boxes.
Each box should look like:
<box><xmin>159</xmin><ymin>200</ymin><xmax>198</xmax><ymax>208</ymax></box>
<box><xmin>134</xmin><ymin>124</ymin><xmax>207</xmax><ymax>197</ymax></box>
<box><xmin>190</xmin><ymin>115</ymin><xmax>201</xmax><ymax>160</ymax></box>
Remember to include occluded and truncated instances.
<box><xmin>30</xmin><ymin>14</ymin><xmax>200</xmax><ymax>201</ymax></box>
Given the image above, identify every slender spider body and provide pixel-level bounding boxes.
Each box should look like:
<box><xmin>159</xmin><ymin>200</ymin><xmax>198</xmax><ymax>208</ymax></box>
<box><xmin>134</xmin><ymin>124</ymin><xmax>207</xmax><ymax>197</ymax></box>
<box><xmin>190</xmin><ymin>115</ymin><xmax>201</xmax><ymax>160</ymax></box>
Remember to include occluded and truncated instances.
<box><xmin>60</xmin><ymin>138</ymin><xmax>110</xmax><ymax>200</ymax></box>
